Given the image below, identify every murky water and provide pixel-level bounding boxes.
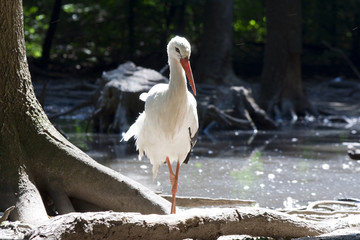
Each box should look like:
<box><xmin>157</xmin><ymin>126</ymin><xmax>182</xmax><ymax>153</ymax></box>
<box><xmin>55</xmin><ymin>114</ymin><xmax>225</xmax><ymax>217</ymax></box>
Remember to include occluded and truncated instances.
<box><xmin>61</xmin><ymin>120</ymin><xmax>360</xmax><ymax>209</ymax></box>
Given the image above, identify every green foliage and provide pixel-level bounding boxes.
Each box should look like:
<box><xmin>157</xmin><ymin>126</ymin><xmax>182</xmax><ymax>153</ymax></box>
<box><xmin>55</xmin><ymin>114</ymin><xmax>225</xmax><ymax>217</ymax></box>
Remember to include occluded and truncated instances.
<box><xmin>302</xmin><ymin>0</ymin><xmax>360</xmax><ymax>68</ymax></box>
<box><xmin>23</xmin><ymin>0</ymin><xmax>206</xmax><ymax>70</ymax></box>
<box><xmin>22</xmin><ymin>0</ymin><xmax>360</xmax><ymax>76</ymax></box>
<box><xmin>23</xmin><ymin>3</ymin><xmax>50</xmax><ymax>58</ymax></box>
<box><xmin>233</xmin><ymin>0</ymin><xmax>266</xmax><ymax>43</ymax></box>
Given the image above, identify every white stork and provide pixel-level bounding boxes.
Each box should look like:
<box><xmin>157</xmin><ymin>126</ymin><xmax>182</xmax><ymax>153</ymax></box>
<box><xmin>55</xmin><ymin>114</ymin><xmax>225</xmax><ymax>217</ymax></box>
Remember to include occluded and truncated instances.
<box><xmin>122</xmin><ymin>36</ymin><xmax>199</xmax><ymax>214</ymax></box>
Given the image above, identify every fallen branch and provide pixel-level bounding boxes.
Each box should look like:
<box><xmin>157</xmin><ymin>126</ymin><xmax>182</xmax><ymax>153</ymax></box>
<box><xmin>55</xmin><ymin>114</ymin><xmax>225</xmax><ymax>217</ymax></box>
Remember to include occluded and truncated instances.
<box><xmin>49</xmin><ymin>100</ymin><xmax>93</xmax><ymax>120</ymax></box>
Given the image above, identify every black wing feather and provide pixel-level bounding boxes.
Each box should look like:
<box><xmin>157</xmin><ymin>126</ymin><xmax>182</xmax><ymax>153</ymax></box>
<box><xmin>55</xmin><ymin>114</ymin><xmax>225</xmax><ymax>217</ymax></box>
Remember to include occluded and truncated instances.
<box><xmin>184</xmin><ymin>127</ymin><xmax>199</xmax><ymax>164</ymax></box>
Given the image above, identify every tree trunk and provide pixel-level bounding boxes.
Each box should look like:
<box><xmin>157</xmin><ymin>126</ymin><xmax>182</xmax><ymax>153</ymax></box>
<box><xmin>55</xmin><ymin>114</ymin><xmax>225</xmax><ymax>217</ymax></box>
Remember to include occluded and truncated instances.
<box><xmin>0</xmin><ymin>0</ymin><xmax>170</xmax><ymax>224</ymax></box>
<box><xmin>259</xmin><ymin>0</ymin><xmax>314</xmax><ymax>121</ymax></box>
<box><xmin>127</xmin><ymin>0</ymin><xmax>136</xmax><ymax>58</ymax></box>
<box><xmin>40</xmin><ymin>0</ymin><xmax>62</xmax><ymax>69</ymax></box>
<box><xmin>195</xmin><ymin>0</ymin><xmax>240</xmax><ymax>85</ymax></box>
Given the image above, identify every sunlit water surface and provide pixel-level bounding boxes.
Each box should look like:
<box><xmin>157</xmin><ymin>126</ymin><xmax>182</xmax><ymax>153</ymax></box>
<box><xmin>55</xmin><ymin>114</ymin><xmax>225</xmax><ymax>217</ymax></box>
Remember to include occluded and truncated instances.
<box><xmin>37</xmin><ymin>78</ymin><xmax>360</xmax><ymax>209</ymax></box>
<box><xmin>61</xmin><ymin>121</ymin><xmax>360</xmax><ymax>209</ymax></box>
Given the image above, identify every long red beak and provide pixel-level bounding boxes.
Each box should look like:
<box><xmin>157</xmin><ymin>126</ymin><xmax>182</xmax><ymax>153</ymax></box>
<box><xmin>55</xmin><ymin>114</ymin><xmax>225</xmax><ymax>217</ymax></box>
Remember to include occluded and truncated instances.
<box><xmin>180</xmin><ymin>57</ymin><xmax>196</xmax><ymax>96</ymax></box>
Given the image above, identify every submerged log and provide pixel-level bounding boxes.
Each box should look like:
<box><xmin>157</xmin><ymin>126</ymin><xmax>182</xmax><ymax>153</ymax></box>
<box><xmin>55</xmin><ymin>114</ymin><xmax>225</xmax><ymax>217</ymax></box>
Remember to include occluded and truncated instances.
<box><xmin>201</xmin><ymin>86</ymin><xmax>277</xmax><ymax>131</ymax></box>
<box><xmin>231</xmin><ymin>86</ymin><xmax>278</xmax><ymax>130</ymax></box>
<box><xmin>202</xmin><ymin>104</ymin><xmax>252</xmax><ymax>130</ymax></box>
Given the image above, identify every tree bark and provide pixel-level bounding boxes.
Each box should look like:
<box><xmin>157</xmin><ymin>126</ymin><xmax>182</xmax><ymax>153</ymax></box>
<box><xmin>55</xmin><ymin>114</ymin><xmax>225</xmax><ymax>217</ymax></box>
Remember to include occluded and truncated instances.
<box><xmin>28</xmin><ymin>207</ymin><xmax>347</xmax><ymax>240</ymax></box>
<box><xmin>260</xmin><ymin>0</ymin><xmax>314</xmax><ymax>121</ymax></box>
<box><xmin>195</xmin><ymin>0</ymin><xmax>240</xmax><ymax>85</ymax></box>
<box><xmin>0</xmin><ymin>0</ymin><xmax>170</xmax><ymax>224</ymax></box>
<box><xmin>3</xmin><ymin>206</ymin><xmax>360</xmax><ymax>239</ymax></box>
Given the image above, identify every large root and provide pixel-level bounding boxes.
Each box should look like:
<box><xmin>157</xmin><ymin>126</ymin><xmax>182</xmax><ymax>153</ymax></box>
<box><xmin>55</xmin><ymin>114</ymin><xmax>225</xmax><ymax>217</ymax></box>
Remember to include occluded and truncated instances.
<box><xmin>27</xmin><ymin>207</ymin><xmax>350</xmax><ymax>240</ymax></box>
<box><xmin>3</xmin><ymin>202</ymin><xmax>360</xmax><ymax>239</ymax></box>
<box><xmin>0</xmin><ymin>120</ymin><xmax>170</xmax><ymax>223</ymax></box>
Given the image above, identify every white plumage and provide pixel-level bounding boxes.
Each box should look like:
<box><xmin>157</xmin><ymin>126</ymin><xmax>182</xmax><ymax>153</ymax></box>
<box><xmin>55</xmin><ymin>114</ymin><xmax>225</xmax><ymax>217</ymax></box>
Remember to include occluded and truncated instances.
<box><xmin>123</xmin><ymin>36</ymin><xmax>198</xmax><ymax>213</ymax></box>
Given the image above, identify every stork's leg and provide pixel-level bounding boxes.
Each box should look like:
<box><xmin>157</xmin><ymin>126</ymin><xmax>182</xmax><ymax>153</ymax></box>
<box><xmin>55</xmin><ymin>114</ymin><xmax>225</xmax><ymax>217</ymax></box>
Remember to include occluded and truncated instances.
<box><xmin>166</xmin><ymin>157</ymin><xmax>180</xmax><ymax>214</ymax></box>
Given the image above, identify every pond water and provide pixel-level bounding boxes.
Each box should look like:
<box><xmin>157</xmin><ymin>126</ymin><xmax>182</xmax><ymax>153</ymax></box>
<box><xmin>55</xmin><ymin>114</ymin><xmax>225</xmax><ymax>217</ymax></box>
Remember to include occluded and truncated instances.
<box><xmin>36</xmin><ymin>79</ymin><xmax>360</xmax><ymax>210</ymax></box>
<box><xmin>59</xmin><ymin>119</ymin><xmax>360</xmax><ymax>209</ymax></box>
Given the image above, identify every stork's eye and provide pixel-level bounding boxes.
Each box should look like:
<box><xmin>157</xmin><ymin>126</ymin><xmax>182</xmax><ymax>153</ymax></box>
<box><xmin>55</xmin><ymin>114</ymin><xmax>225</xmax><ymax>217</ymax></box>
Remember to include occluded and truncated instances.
<box><xmin>175</xmin><ymin>47</ymin><xmax>180</xmax><ymax>53</ymax></box>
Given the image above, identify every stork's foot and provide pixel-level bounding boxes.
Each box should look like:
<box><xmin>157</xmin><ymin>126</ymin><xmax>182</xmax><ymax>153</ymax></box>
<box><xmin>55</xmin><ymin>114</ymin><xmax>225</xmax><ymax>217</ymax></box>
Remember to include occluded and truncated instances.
<box><xmin>166</xmin><ymin>157</ymin><xmax>180</xmax><ymax>214</ymax></box>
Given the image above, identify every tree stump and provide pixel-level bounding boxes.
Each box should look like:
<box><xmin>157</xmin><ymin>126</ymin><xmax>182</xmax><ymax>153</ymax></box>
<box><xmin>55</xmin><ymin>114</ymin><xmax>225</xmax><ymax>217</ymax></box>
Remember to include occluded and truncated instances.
<box><xmin>93</xmin><ymin>62</ymin><xmax>167</xmax><ymax>133</ymax></box>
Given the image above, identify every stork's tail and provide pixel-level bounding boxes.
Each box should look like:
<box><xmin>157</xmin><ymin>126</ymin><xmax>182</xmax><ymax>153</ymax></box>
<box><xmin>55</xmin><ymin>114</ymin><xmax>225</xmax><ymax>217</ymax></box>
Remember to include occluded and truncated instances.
<box><xmin>122</xmin><ymin>113</ymin><xmax>146</xmax><ymax>164</ymax></box>
<box><xmin>122</xmin><ymin>123</ymin><xmax>137</xmax><ymax>142</ymax></box>
<box><xmin>121</xmin><ymin>112</ymin><xmax>145</xmax><ymax>142</ymax></box>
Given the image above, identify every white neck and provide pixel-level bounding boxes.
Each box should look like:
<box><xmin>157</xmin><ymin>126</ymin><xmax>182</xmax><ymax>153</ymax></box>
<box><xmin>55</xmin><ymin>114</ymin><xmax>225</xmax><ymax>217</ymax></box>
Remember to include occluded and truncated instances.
<box><xmin>168</xmin><ymin>57</ymin><xmax>187</xmax><ymax>96</ymax></box>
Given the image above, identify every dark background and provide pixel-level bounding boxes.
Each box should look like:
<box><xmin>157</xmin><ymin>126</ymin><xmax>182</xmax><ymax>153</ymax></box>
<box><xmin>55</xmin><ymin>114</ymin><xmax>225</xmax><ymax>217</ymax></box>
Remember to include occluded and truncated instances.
<box><xmin>23</xmin><ymin>0</ymin><xmax>360</xmax><ymax>80</ymax></box>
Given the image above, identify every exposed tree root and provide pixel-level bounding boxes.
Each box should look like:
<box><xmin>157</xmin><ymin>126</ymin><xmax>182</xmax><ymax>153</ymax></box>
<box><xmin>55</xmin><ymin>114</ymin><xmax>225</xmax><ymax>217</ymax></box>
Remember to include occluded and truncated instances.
<box><xmin>0</xmin><ymin>0</ymin><xmax>168</xmax><ymax>226</ymax></box>
<box><xmin>307</xmin><ymin>200</ymin><xmax>359</xmax><ymax>211</ymax></box>
<box><xmin>1</xmin><ymin>86</ymin><xmax>171</xmax><ymax>223</ymax></box>
<box><xmin>2</xmin><ymin>203</ymin><xmax>360</xmax><ymax>240</ymax></box>
<box><xmin>23</xmin><ymin>206</ymin><xmax>360</xmax><ymax>240</ymax></box>
<box><xmin>160</xmin><ymin>195</ymin><xmax>256</xmax><ymax>207</ymax></box>
<box><xmin>287</xmin><ymin>210</ymin><xmax>360</xmax><ymax>217</ymax></box>
<box><xmin>295</xmin><ymin>233</ymin><xmax>360</xmax><ymax>240</ymax></box>
<box><xmin>283</xmin><ymin>200</ymin><xmax>360</xmax><ymax>223</ymax></box>
<box><xmin>1</xmin><ymin>130</ymin><xmax>171</xmax><ymax>223</ymax></box>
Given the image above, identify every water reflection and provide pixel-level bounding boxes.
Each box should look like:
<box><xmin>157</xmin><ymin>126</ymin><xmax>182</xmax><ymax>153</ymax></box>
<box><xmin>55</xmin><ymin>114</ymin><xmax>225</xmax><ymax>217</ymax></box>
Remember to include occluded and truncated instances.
<box><xmin>61</xmin><ymin>120</ymin><xmax>360</xmax><ymax>209</ymax></box>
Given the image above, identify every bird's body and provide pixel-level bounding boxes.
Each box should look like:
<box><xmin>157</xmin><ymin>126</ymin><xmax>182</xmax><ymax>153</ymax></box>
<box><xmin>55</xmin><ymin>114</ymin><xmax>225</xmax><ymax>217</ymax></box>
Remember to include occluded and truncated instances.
<box><xmin>123</xmin><ymin>36</ymin><xmax>198</xmax><ymax>214</ymax></box>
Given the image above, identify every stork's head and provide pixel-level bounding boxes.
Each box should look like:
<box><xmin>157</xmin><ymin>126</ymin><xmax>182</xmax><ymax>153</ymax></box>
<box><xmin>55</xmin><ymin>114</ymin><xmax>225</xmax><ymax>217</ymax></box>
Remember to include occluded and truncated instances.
<box><xmin>167</xmin><ymin>36</ymin><xmax>196</xmax><ymax>96</ymax></box>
